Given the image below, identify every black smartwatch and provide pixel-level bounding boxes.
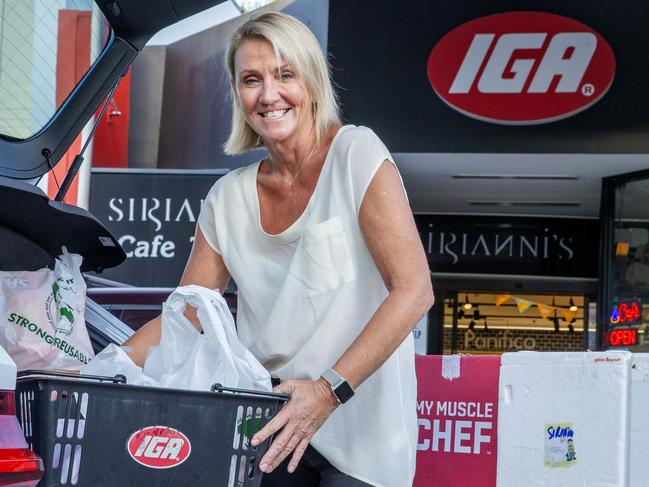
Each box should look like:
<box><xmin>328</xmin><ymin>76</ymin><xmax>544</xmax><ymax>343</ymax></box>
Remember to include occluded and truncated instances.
<box><xmin>321</xmin><ymin>368</ymin><xmax>355</xmax><ymax>404</ymax></box>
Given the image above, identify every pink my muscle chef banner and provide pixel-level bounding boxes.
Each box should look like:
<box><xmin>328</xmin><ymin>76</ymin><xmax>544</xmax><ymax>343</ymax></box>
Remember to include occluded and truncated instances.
<box><xmin>414</xmin><ymin>355</ymin><xmax>500</xmax><ymax>486</ymax></box>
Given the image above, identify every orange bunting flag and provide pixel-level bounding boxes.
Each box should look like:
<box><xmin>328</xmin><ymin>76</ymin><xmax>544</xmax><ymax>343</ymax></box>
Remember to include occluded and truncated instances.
<box><xmin>515</xmin><ymin>298</ymin><xmax>532</xmax><ymax>313</ymax></box>
<box><xmin>560</xmin><ymin>308</ymin><xmax>577</xmax><ymax>323</ymax></box>
<box><xmin>495</xmin><ymin>294</ymin><xmax>512</xmax><ymax>307</ymax></box>
<box><xmin>537</xmin><ymin>304</ymin><xmax>551</xmax><ymax>320</ymax></box>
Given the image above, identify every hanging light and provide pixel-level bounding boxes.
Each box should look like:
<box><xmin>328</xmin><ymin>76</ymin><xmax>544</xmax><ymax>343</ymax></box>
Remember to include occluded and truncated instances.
<box><xmin>569</xmin><ymin>298</ymin><xmax>578</xmax><ymax>312</ymax></box>
<box><xmin>463</xmin><ymin>295</ymin><xmax>473</xmax><ymax>310</ymax></box>
<box><xmin>457</xmin><ymin>309</ymin><xmax>465</xmax><ymax>320</ymax></box>
<box><xmin>473</xmin><ymin>306</ymin><xmax>481</xmax><ymax>321</ymax></box>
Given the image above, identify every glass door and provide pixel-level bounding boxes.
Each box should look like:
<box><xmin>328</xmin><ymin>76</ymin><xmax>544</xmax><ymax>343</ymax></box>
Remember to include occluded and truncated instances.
<box><xmin>600</xmin><ymin>170</ymin><xmax>649</xmax><ymax>350</ymax></box>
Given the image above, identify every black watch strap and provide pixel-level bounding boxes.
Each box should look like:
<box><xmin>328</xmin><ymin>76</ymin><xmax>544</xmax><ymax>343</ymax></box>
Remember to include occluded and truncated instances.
<box><xmin>321</xmin><ymin>368</ymin><xmax>355</xmax><ymax>404</ymax></box>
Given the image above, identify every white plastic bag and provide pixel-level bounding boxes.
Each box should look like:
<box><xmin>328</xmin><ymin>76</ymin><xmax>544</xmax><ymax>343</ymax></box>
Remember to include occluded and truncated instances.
<box><xmin>80</xmin><ymin>344</ymin><xmax>159</xmax><ymax>386</ymax></box>
<box><xmin>0</xmin><ymin>249</ymin><xmax>94</xmax><ymax>370</ymax></box>
<box><xmin>143</xmin><ymin>285</ymin><xmax>271</xmax><ymax>391</ymax></box>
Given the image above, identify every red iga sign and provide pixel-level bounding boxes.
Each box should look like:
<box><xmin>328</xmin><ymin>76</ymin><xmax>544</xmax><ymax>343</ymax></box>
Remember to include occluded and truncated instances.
<box><xmin>126</xmin><ymin>426</ymin><xmax>191</xmax><ymax>469</ymax></box>
<box><xmin>427</xmin><ymin>11</ymin><xmax>616</xmax><ymax>125</ymax></box>
<box><xmin>414</xmin><ymin>355</ymin><xmax>500</xmax><ymax>487</ymax></box>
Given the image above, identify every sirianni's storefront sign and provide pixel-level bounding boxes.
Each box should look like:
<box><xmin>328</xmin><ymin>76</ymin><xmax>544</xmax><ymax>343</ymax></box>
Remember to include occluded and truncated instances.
<box><xmin>107</xmin><ymin>197</ymin><xmax>201</xmax><ymax>258</ymax></box>
<box><xmin>89</xmin><ymin>169</ymin><xmax>226</xmax><ymax>286</ymax></box>
<box><xmin>415</xmin><ymin>214</ymin><xmax>598</xmax><ymax>278</ymax></box>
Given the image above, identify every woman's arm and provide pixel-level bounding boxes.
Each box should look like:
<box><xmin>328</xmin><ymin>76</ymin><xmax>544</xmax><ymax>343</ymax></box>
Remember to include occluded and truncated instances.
<box><xmin>252</xmin><ymin>159</ymin><xmax>434</xmax><ymax>473</ymax></box>
<box><xmin>123</xmin><ymin>225</ymin><xmax>231</xmax><ymax>367</ymax></box>
<box><xmin>331</xmin><ymin>159</ymin><xmax>434</xmax><ymax>387</ymax></box>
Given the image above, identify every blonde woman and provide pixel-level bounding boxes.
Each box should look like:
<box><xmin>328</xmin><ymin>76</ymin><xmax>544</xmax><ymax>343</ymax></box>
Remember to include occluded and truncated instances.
<box><xmin>125</xmin><ymin>11</ymin><xmax>433</xmax><ymax>487</ymax></box>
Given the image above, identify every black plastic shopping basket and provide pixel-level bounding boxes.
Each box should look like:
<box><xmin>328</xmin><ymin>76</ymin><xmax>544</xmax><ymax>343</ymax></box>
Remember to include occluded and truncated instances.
<box><xmin>15</xmin><ymin>371</ymin><xmax>288</xmax><ymax>487</ymax></box>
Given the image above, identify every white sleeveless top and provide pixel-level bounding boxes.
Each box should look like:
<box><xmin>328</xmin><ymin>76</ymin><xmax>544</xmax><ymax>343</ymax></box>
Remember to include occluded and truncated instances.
<box><xmin>198</xmin><ymin>125</ymin><xmax>417</xmax><ymax>487</ymax></box>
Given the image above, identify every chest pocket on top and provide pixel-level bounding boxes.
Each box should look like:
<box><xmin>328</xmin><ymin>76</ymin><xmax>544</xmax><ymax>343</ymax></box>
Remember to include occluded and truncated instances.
<box><xmin>300</xmin><ymin>216</ymin><xmax>355</xmax><ymax>297</ymax></box>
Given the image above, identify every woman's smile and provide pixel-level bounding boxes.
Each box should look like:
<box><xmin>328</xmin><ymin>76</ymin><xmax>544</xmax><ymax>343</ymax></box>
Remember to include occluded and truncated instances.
<box><xmin>261</xmin><ymin>108</ymin><xmax>290</xmax><ymax>119</ymax></box>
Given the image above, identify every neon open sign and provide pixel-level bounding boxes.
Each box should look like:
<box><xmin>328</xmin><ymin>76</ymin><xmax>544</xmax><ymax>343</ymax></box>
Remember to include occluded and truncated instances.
<box><xmin>608</xmin><ymin>329</ymin><xmax>638</xmax><ymax>347</ymax></box>
<box><xmin>610</xmin><ymin>299</ymin><xmax>642</xmax><ymax>326</ymax></box>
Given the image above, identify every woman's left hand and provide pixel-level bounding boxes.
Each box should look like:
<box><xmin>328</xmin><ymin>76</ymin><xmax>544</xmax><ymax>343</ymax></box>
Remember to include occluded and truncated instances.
<box><xmin>251</xmin><ymin>378</ymin><xmax>339</xmax><ymax>473</ymax></box>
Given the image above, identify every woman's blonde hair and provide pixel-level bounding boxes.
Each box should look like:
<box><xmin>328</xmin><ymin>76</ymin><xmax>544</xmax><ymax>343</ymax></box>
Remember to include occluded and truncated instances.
<box><xmin>223</xmin><ymin>11</ymin><xmax>341</xmax><ymax>154</ymax></box>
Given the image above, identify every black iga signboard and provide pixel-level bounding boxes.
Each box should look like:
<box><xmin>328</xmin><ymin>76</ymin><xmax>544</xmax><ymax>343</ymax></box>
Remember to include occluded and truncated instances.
<box><xmin>415</xmin><ymin>214</ymin><xmax>598</xmax><ymax>278</ymax></box>
<box><xmin>328</xmin><ymin>0</ymin><xmax>649</xmax><ymax>153</ymax></box>
<box><xmin>89</xmin><ymin>169</ymin><xmax>226</xmax><ymax>286</ymax></box>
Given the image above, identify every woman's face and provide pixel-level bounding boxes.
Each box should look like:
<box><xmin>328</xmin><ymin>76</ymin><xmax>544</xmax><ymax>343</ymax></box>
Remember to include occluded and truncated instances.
<box><xmin>234</xmin><ymin>38</ymin><xmax>311</xmax><ymax>147</ymax></box>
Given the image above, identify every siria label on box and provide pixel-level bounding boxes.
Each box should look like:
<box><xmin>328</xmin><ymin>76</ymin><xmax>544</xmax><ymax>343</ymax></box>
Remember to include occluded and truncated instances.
<box><xmin>544</xmin><ymin>423</ymin><xmax>577</xmax><ymax>468</ymax></box>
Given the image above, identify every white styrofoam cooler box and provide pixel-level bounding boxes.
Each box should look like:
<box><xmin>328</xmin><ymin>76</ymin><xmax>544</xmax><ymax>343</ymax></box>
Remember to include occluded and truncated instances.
<box><xmin>496</xmin><ymin>351</ymin><xmax>631</xmax><ymax>487</ymax></box>
<box><xmin>630</xmin><ymin>353</ymin><xmax>649</xmax><ymax>487</ymax></box>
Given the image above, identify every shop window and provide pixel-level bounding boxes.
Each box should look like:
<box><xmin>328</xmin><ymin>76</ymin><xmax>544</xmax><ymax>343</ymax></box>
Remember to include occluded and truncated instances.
<box><xmin>602</xmin><ymin>176</ymin><xmax>649</xmax><ymax>350</ymax></box>
<box><xmin>444</xmin><ymin>292</ymin><xmax>586</xmax><ymax>354</ymax></box>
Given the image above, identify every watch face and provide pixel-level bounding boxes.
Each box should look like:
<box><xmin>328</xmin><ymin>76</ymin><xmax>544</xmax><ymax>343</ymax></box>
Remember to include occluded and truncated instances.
<box><xmin>334</xmin><ymin>381</ymin><xmax>355</xmax><ymax>404</ymax></box>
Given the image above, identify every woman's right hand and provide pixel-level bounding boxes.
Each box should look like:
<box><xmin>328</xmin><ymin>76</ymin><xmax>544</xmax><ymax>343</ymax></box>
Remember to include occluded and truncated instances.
<box><xmin>123</xmin><ymin>225</ymin><xmax>231</xmax><ymax>367</ymax></box>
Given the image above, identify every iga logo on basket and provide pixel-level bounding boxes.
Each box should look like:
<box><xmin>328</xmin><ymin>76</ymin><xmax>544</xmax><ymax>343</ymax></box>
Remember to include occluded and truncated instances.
<box><xmin>426</xmin><ymin>12</ymin><xmax>616</xmax><ymax>124</ymax></box>
<box><xmin>127</xmin><ymin>426</ymin><xmax>191</xmax><ymax>469</ymax></box>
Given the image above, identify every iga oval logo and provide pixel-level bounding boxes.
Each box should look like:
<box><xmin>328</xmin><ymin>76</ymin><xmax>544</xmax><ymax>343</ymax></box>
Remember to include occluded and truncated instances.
<box><xmin>427</xmin><ymin>11</ymin><xmax>616</xmax><ymax>124</ymax></box>
<box><xmin>126</xmin><ymin>426</ymin><xmax>191</xmax><ymax>469</ymax></box>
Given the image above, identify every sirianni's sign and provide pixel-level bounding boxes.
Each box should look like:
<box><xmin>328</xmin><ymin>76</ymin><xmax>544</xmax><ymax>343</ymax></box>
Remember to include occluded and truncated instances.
<box><xmin>414</xmin><ymin>214</ymin><xmax>598</xmax><ymax>278</ymax></box>
<box><xmin>427</xmin><ymin>11</ymin><xmax>616</xmax><ymax>124</ymax></box>
<box><xmin>89</xmin><ymin>169</ymin><xmax>226</xmax><ymax>286</ymax></box>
